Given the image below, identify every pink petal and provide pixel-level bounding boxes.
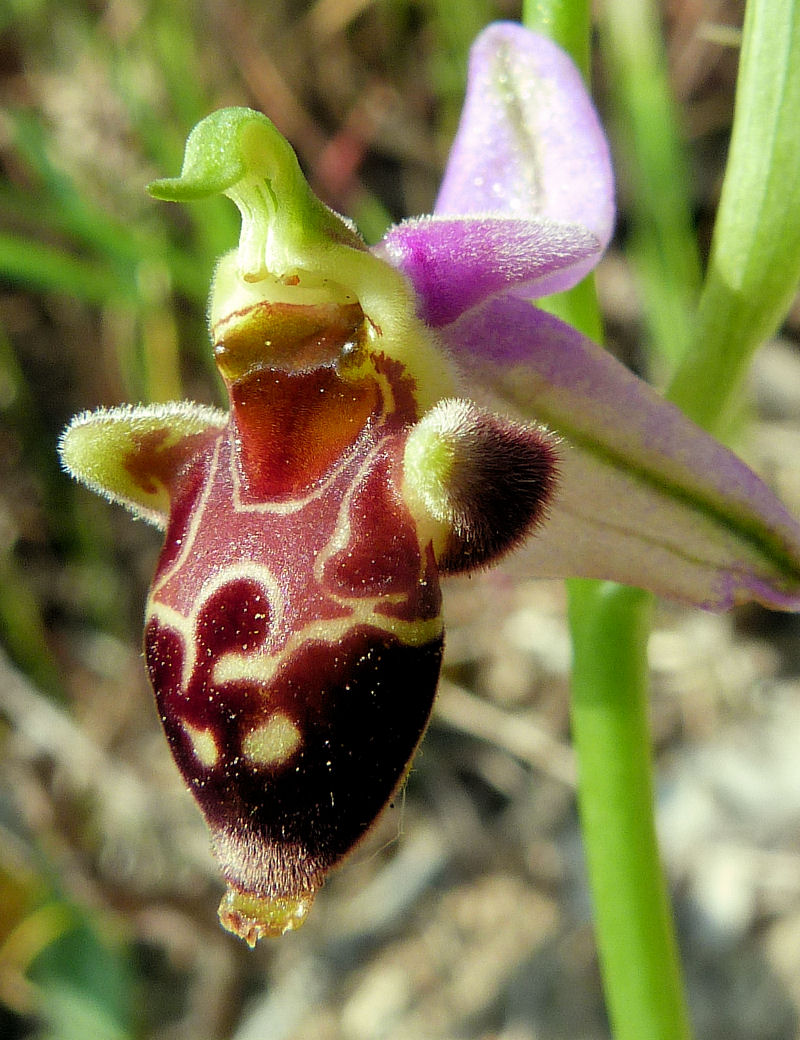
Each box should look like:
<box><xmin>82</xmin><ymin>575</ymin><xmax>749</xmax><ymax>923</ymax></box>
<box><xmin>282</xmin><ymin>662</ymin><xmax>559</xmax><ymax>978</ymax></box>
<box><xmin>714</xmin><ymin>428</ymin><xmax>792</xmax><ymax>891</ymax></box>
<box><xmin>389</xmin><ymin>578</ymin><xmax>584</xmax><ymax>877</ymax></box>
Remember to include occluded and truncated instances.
<box><xmin>441</xmin><ymin>295</ymin><xmax>800</xmax><ymax>611</ymax></box>
<box><xmin>374</xmin><ymin>216</ymin><xmax>600</xmax><ymax>327</ymax></box>
<box><xmin>436</xmin><ymin>23</ymin><xmax>614</xmax><ymax>260</ymax></box>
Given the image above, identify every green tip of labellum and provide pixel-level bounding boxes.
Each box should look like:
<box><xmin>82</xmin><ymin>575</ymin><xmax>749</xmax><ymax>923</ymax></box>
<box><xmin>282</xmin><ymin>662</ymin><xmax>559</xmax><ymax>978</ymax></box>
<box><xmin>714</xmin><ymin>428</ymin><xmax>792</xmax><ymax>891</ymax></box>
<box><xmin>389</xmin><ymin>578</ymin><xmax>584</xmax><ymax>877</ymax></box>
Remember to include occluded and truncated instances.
<box><xmin>218</xmin><ymin>887</ymin><xmax>315</xmax><ymax>946</ymax></box>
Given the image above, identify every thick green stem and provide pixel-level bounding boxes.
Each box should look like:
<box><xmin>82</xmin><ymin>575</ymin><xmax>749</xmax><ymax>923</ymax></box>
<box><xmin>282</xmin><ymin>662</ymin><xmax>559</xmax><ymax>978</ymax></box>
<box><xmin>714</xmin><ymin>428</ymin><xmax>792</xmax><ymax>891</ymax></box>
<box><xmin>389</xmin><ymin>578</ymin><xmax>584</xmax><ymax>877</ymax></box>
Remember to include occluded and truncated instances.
<box><xmin>567</xmin><ymin>582</ymin><xmax>691</xmax><ymax>1040</ymax></box>
<box><xmin>522</xmin><ymin>4</ymin><xmax>693</xmax><ymax>1039</ymax></box>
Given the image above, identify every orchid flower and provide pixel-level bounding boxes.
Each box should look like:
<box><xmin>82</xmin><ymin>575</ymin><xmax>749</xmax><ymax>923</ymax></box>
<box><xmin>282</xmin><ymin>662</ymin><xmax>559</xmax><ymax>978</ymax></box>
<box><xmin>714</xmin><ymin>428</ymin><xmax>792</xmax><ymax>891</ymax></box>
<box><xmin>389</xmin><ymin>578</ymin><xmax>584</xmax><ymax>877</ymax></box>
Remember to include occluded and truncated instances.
<box><xmin>59</xmin><ymin>22</ymin><xmax>800</xmax><ymax>946</ymax></box>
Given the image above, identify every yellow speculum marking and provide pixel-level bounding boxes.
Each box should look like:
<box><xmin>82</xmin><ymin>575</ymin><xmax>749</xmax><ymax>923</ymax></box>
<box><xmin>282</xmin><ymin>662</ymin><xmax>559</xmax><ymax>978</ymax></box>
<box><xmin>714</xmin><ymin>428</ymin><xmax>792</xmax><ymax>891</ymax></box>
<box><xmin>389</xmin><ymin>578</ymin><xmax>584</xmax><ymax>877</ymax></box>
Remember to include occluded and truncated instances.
<box><xmin>181</xmin><ymin>719</ymin><xmax>220</xmax><ymax>768</ymax></box>
<box><xmin>242</xmin><ymin>713</ymin><xmax>302</xmax><ymax>767</ymax></box>
<box><xmin>148</xmin><ymin>560</ymin><xmax>285</xmax><ymax>693</ymax></box>
<box><xmin>211</xmin><ymin>608</ymin><xmax>443</xmax><ymax>690</ymax></box>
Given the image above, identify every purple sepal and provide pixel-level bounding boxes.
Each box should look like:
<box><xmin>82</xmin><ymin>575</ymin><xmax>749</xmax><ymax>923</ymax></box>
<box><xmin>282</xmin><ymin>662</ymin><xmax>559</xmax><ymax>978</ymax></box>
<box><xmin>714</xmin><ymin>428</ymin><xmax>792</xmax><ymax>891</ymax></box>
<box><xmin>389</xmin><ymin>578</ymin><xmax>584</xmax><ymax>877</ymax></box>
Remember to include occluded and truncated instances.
<box><xmin>435</xmin><ymin>22</ymin><xmax>614</xmax><ymax>253</ymax></box>
<box><xmin>440</xmin><ymin>294</ymin><xmax>800</xmax><ymax>611</ymax></box>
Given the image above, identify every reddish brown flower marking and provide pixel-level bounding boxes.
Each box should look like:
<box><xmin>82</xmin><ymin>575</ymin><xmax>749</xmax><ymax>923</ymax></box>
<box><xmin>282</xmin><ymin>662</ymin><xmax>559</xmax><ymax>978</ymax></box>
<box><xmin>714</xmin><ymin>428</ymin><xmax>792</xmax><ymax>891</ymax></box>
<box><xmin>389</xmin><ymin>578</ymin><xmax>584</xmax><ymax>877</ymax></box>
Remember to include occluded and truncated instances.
<box><xmin>141</xmin><ymin>348</ymin><xmax>445</xmax><ymax>941</ymax></box>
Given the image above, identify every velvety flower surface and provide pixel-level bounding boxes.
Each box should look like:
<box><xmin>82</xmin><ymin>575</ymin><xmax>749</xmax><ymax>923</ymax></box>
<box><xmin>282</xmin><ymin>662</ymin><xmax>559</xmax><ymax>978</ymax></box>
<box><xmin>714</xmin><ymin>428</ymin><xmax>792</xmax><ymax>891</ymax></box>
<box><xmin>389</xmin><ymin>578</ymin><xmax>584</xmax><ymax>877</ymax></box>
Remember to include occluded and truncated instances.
<box><xmin>60</xmin><ymin>22</ymin><xmax>800</xmax><ymax>945</ymax></box>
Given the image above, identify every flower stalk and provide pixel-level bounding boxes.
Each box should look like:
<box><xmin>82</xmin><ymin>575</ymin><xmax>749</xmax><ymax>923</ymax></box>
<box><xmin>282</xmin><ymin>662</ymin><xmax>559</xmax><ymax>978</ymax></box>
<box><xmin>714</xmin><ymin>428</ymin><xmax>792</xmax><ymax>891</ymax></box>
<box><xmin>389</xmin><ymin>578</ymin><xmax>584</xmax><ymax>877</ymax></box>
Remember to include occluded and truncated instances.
<box><xmin>567</xmin><ymin>581</ymin><xmax>690</xmax><ymax>1040</ymax></box>
<box><xmin>522</xmin><ymin>2</ymin><xmax>692</xmax><ymax>1038</ymax></box>
<box><xmin>524</xmin><ymin>0</ymin><xmax>800</xmax><ymax>1037</ymax></box>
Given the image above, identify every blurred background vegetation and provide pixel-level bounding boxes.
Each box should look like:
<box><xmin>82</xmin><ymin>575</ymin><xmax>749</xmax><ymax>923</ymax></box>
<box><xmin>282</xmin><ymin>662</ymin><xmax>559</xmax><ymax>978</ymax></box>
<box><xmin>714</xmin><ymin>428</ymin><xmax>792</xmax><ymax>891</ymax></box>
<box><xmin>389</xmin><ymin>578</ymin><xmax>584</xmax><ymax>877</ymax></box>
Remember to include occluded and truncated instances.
<box><xmin>2</xmin><ymin>1</ymin><xmax>800</xmax><ymax>1038</ymax></box>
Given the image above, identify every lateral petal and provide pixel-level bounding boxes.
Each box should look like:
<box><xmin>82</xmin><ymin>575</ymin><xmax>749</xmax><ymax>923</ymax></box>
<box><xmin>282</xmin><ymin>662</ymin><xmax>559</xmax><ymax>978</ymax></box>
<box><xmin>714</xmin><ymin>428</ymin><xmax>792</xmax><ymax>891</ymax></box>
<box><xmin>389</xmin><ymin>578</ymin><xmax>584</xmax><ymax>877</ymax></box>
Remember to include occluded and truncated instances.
<box><xmin>59</xmin><ymin>401</ymin><xmax>227</xmax><ymax>528</ymax></box>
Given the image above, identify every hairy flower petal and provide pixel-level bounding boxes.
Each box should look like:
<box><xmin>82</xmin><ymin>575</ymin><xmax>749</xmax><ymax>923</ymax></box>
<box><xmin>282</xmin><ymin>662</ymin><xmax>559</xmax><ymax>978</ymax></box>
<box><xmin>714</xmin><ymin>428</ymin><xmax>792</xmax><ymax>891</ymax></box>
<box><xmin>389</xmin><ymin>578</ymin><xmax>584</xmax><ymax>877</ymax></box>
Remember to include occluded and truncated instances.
<box><xmin>374</xmin><ymin>215</ymin><xmax>600</xmax><ymax>327</ymax></box>
<box><xmin>59</xmin><ymin>402</ymin><xmax>227</xmax><ymax>527</ymax></box>
<box><xmin>436</xmin><ymin>22</ymin><xmax>614</xmax><ymax>266</ymax></box>
<box><xmin>441</xmin><ymin>295</ymin><xmax>800</xmax><ymax>610</ymax></box>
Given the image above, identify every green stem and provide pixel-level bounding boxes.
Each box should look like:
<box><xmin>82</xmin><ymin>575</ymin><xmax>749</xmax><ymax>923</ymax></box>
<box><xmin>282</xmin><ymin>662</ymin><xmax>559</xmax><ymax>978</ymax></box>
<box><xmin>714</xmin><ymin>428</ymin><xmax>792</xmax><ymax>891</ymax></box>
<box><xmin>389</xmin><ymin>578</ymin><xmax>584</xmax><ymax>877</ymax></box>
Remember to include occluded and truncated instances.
<box><xmin>521</xmin><ymin>0</ymin><xmax>591</xmax><ymax>78</ymax></box>
<box><xmin>522</xmin><ymin>5</ymin><xmax>693</xmax><ymax>1039</ymax></box>
<box><xmin>567</xmin><ymin>583</ymin><xmax>691</xmax><ymax>1040</ymax></box>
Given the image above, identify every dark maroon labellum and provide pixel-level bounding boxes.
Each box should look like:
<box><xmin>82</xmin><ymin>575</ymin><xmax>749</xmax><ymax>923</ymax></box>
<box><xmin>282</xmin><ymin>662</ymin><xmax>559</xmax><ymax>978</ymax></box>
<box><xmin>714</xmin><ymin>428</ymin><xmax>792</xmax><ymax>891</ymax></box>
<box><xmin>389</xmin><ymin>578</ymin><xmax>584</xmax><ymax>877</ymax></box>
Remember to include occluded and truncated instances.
<box><xmin>142</xmin><ymin>352</ymin><xmax>446</xmax><ymax>941</ymax></box>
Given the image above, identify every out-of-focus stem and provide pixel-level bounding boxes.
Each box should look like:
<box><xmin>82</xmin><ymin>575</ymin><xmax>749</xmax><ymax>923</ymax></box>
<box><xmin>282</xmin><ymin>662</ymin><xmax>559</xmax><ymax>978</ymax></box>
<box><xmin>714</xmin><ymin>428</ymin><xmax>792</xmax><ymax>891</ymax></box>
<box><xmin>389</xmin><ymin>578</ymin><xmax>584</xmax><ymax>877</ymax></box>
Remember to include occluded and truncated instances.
<box><xmin>597</xmin><ymin>0</ymin><xmax>702</xmax><ymax>372</ymax></box>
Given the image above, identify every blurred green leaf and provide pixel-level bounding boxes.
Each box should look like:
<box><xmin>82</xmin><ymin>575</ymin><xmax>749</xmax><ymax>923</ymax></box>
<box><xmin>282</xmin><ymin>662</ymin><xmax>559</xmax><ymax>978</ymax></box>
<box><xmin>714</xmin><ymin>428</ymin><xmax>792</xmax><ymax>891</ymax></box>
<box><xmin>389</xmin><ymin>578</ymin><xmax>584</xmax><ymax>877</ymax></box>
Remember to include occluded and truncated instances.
<box><xmin>31</xmin><ymin>922</ymin><xmax>133</xmax><ymax>1040</ymax></box>
<box><xmin>668</xmin><ymin>0</ymin><xmax>800</xmax><ymax>433</ymax></box>
<box><xmin>597</xmin><ymin>0</ymin><xmax>702</xmax><ymax>373</ymax></box>
<box><xmin>0</xmin><ymin>232</ymin><xmax>134</xmax><ymax>305</ymax></box>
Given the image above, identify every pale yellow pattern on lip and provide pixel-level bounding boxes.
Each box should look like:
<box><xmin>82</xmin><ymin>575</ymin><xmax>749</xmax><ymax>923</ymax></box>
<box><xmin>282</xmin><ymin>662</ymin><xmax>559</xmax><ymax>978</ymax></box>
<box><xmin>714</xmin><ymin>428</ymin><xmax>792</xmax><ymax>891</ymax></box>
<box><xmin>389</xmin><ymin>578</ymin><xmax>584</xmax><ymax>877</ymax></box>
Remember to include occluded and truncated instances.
<box><xmin>243</xmin><ymin>713</ymin><xmax>302</xmax><ymax>767</ymax></box>
<box><xmin>211</xmin><ymin>607</ymin><xmax>443</xmax><ymax>692</ymax></box>
<box><xmin>148</xmin><ymin>559</ymin><xmax>285</xmax><ymax>694</ymax></box>
<box><xmin>181</xmin><ymin>719</ymin><xmax>220</xmax><ymax>768</ymax></box>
